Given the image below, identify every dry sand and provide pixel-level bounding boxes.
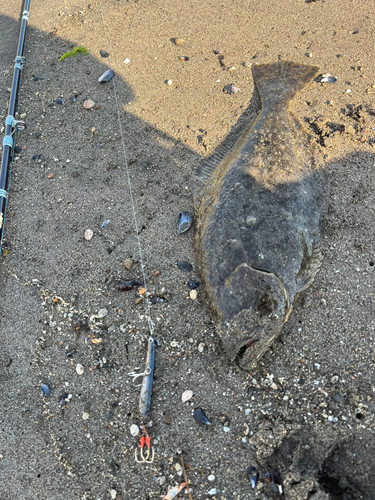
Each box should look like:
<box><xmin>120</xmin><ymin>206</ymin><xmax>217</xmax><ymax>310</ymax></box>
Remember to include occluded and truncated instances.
<box><xmin>0</xmin><ymin>0</ymin><xmax>374</xmax><ymax>499</ymax></box>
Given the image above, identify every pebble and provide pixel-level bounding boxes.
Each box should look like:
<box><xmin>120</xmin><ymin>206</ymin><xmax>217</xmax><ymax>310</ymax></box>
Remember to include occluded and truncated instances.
<box><xmin>208</xmin><ymin>474</ymin><xmax>215</xmax><ymax>482</ymax></box>
<box><xmin>208</xmin><ymin>489</ymin><xmax>218</xmax><ymax>496</ymax></box>
<box><xmin>190</xmin><ymin>289</ymin><xmax>198</xmax><ymax>300</ymax></box>
<box><xmin>97</xmin><ymin>308</ymin><xmax>108</xmax><ymax>318</ymax></box>
<box><xmin>82</xmin><ymin>412</ymin><xmax>90</xmax><ymax>420</ymax></box>
<box><xmin>223</xmin><ymin>426</ymin><xmax>230</xmax><ymax>432</ymax></box>
<box><xmin>84</xmin><ymin>229</ymin><xmax>93</xmax><ymax>240</ymax></box>
<box><xmin>270</xmin><ymin>383</ymin><xmax>278</xmax><ymax>390</ymax></box>
<box><xmin>198</xmin><ymin>342</ymin><xmax>205</xmax><ymax>353</ymax></box>
<box><xmin>159</xmin><ymin>476</ymin><xmax>166</xmax><ymax>485</ymax></box>
<box><xmin>174</xmin><ymin>38</ymin><xmax>185</xmax><ymax>46</ymax></box>
<box><xmin>228</xmin><ymin>66</ymin><xmax>236</xmax><ymax>72</ymax></box>
<box><xmin>124</xmin><ymin>258</ymin><xmax>132</xmax><ymax>270</ymax></box>
<box><xmin>76</xmin><ymin>363</ymin><xmax>84</xmax><ymax>375</ymax></box>
<box><xmin>110</xmin><ymin>490</ymin><xmax>117</xmax><ymax>499</ymax></box>
<box><xmin>166</xmin><ymin>79</ymin><xmax>173</xmax><ymax>85</ymax></box>
<box><xmin>181</xmin><ymin>390</ymin><xmax>193</xmax><ymax>402</ymax></box>
<box><xmin>100</xmin><ymin>50</ymin><xmax>109</xmax><ymax>57</ymax></box>
<box><xmin>243</xmin><ymin>61</ymin><xmax>252</xmax><ymax>67</ymax></box>
<box><xmin>123</xmin><ymin>58</ymin><xmax>130</xmax><ymax>64</ymax></box>
<box><xmin>345</xmin><ymin>89</ymin><xmax>351</xmax><ymax>93</ymax></box>
<box><xmin>175</xmin><ymin>463</ymin><xmax>182</xmax><ymax>472</ymax></box>
<box><xmin>130</xmin><ymin>424</ymin><xmax>140</xmax><ymax>436</ymax></box>
<box><xmin>331</xmin><ymin>375</ymin><xmax>339</xmax><ymax>384</ymax></box>
<box><xmin>83</xmin><ymin>99</ymin><xmax>95</xmax><ymax>109</ymax></box>
<box><xmin>163</xmin><ymin>410</ymin><xmax>172</xmax><ymax>424</ymax></box>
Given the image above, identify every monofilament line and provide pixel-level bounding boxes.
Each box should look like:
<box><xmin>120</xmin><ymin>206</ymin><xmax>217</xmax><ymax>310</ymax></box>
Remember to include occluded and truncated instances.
<box><xmin>98</xmin><ymin>0</ymin><xmax>154</xmax><ymax>337</ymax></box>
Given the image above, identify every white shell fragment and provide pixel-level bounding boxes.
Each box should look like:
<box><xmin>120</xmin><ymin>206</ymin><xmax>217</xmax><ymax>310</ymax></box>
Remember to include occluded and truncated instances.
<box><xmin>76</xmin><ymin>363</ymin><xmax>84</xmax><ymax>375</ymax></box>
<box><xmin>109</xmin><ymin>490</ymin><xmax>117</xmax><ymax>500</ymax></box>
<box><xmin>331</xmin><ymin>375</ymin><xmax>339</xmax><ymax>384</ymax></box>
<box><xmin>198</xmin><ymin>342</ymin><xmax>205</xmax><ymax>353</ymax></box>
<box><xmin>190</xmin><ymin>289</ymin><xmax>198</xmax><ymax>300</ymax></box>
<box><xmin>123</xmin><ymin>58</ymin><xmax>130</xmax><ymax>64</ymax></box>
<box><xmin>82</xmin><ymin>412</ymin><xmax>90</xmax><ymax>420</ymax></box>
<box><xmin>208</xmin><ymin>474</ymin><xmax>215</xmax><ymax>481</ymax></box>
<box><xmin>320</xmin><ymin>74</ymin><xmax>337</xmax><ymax>83</ymax></box>
<box><xmin>181</xmin><ymin>390</ymin><xmax>193</xmax><ymax>402</ymax></box>
<box><xmin>85</xmin><ymin>229</ymin><xmax>93</xmax><ymax>240</ymax></box>
<box><xmin>97</xmin><ymin>308</ymin><xmax>108</xmax><ymax>318</ymax></box>
<box><xmin>130</xmin><ymin>424</ymin><xmax>140</xmax><ymax>436</ymax></box>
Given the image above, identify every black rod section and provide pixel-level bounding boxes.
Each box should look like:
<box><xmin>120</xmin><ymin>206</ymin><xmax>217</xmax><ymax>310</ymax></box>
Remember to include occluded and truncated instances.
<box><xmin>0</xmin><ymin>0</ymin><xmax>30</xmax><ymax>248</ymax></box>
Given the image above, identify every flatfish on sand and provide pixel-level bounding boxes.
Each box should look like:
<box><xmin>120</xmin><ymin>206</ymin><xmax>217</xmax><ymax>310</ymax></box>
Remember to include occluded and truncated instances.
<box><xmin>193</xmin><ymin>61</ymin><xmax>327</xmax><ymax>370</ymax></box>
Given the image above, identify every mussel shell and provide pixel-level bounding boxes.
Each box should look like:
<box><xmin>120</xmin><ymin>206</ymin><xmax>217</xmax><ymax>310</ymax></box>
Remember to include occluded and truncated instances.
<box><xmin>177</xmin><ymin>261</ymin><xmax>193</xmax><ymax>272</ymax></box>
<box><xmin>178</xmin><ymin>211</ymin><xmax>192</xmax><ymax>234</ymax></box>
<box><xmin>98</xmin><ymin>69</ymin><xmax>115</xmax><ymax>83</ymax></box>
<box><xmin>193</xmin><ymin>408</ymin><xmax>211</xmax><ymax>426</ymax></box>
<box><xmin>247</xmin><ymin>466</ymin><xmax>259</xmax><ymax>488</ymax></box>
<box><xmin>321</xmin><ymin>76</ymin><xmax>337</xmax><ymax>83</ymax></box>
<box><xmin>187</xmin><ymin>279</ymin><xmax>199</xmax><ymax>290</ymax></box>
<box><xmin>59</xmin><ymin>392</ymin><xmax>69</xmax><ymax>405</ymax></box>
<box><xmin>40</xmin><ymin>384</ymin><xmax>50</xmax><ymax>396</ymax></box>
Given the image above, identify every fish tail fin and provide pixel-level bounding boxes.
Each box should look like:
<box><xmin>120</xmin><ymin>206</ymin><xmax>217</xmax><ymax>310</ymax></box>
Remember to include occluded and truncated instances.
<box><xmin>252</xmin><ymin>61</ymin><xmax>319</xmax><ymax>106</ymax></box>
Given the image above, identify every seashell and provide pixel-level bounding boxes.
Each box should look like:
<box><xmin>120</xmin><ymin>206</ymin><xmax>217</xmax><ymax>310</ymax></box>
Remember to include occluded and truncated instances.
<box><xmin>177</xmin><ymin>261</ymin><xmax>192</xmax><ymax>272</ymax></box>
<box><xmin>247</xmin><ymin>466</ymin><xmax>259</xmax><ymax>489</ymax></box>
<box><xmin>40</xmin><ymin>384</ymin><xmax>50</xmax><ymax>396</ymax></box>
<box><xmin>178</xmin><ymin>56</ymin><xmax>189</xmax><ymax>61</ymax></box>
<box><xmin>55</xmin><ymin>98</ymin><xmax>64</xmax><ymax>105</ymax></box>
<box><xmin>181</xmin><ymin>390</ymin><xmax>193</xmax><ymax>402</ymax></box>
<box><xmin>59</xmin><ymin>392</ymin><xmax>69</xmax><ymax>406</ymax></box>
<box><xmin>100</xmin><ymin>219</ymin><xmax>110</xmax><ymax>229</ymax></box>
<box><xmin>85</xmin><ymin>229</ymin><xmax>93</xmax><ymax>240</ymax></box>
<box><xmin>178</xmin><ymin>211</ymin><xmax>192</xmax><ymax>234</ymax></box>
<box><xmin>187</xmin><ymin>279</ymin><xmax>199</xmax><ymax>290</ymax></box>
<box><xmin>320</xmin><ymin>74</ymin><xmax>337</xmax><ymax>83</ymax></box>
<box><xmin>130</xmin><ymin>424</ymin><xmax>139</xmax><ymax>436</ymax></box>
<box><xmin>98</xmin><ymin>69</ymin><xmax>114</xmax><ymax>83</ymax></box>
<box><xmin>193</xmin><ymin>408</ymin><xmax>211</xmax><ymax>426</ymax></box>
<box><xmin>76</xmin><ymin>363</ymin><xmax>84</xmax><ymax>375</ymax></box>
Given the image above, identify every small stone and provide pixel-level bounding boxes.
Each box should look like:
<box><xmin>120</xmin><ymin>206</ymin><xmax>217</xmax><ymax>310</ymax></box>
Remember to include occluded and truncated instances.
<box><xmin>208</xmin><ymin>490</ymin><xmax>218</xmax><ymax>496</ymax></box>
<box><xmin>130</xmin><ymin>424</ymin><xmax>140</xmax><ymax>436</ymax></box>
<box><xmin>124</xmin><ymin>258</ymin><xmax>132</xmax><ymax>270</ymax></box>
<box><xmin>243</xmin><ymin>61</ymin><xmax>252</xmax><ymax>67</ymax></box>
<box><xmin>223</xmin><ymin>426</ymin><xmax>230</xmax><ymax>432</ymax></box>
<box><xmin>174</xmin><ymin>38</ymin><xmax>185</xmax><ymax>46</ymax></box>
<box><xmin>338</xmin><ymin>477</ymin><xmax>349</xmax><ymax>490</ymax></box>
<box><xmin>345</xmin><ymin>89</ymin><xmax>351</xmax><ymax>93</ymax></box>
<box><xmin>208</xmin><ymin>474</ymin><xmax>215</xmax><ymax>481</ymax></box>
<box><xmin>110</xmin><ymin>490</ymin><xmax>117</xmax><ymax>500</ymax></box>
<box><xmin>175</xmin><ymin>463</ymin><xmax>182</xmax><ymax>472</ymax></box>
<box><xmin>270</xmin><ymin>383</ymin><xmax>278</xmax><ymax>390</ymax></box>
<box><xmin>47</xmin><ymin>173</ymin><xmax>54</xmax><ymax>179</ymax></box>
<box><xmin>85</xmin><ymin>229</ymin><xmax>93</xmax><ymax>240</ymax></box>
<box><xmin>227</xmin><ymin>66</ymin><xmax>236</xmax><ymax>72</ymax></box>
<box><xmin>83</xmin><ymin>99</ymin><xmax>95</xmax><ymax>109</ymax></box>
<box><xmin>198</xmin><ymin>342</ymin><xmax>205</xmax><ymax>353</ymax></box>
<box><xmin>123</xmin><ymin>58</ymin><xmax>130</xmax><ymax>64</ymax></box>
<box><xmin>20</xmin><ymin>113</ymin><xmax>27</xmax><ymax>119</ymax></box>
<box><xmin>76</xmin><ymin>363</ymin><xmax>84</xmax><ymax>375</ymax></box>
<box><xmin>151</xmin><ymin>269</ymin><xmax>161</xmax><ymax>277</ymax></box>
<box><xmin>166</xmin><ymin>79</ymin><xmax>173</xmax><ymax>85</ymax></box>
<box><xmin>331</xmin><ymin>375</ymin><xmax>339</xmax><ymax>384</ymax></box>
<box><xmin>159</xmin><ymin>476</ymin><xmax>166</xmax><ymax>485</ymax></box>
<box><xmin>97</xmin><ymin>308</ymin><xmax>108</xmax><ymax>318</ymax></box>
<box><xmin>100</xmin><ymin>50</ymin><xmax>109</xmax><ymax>57</ymax></box>
<box><xmin>82</xmin><ymin>412</ymin><xmax>90</xmax><ymax>420</ymax></box>
<box><xmin>182</xmin><ymin>390</ymin><xmax>193</xmax><ymax>402</ymax></box>
<box><xmin>163</xmin><ymin>410</ymin><xmax>172</xmax><ymax>424</ymax></box>
<box><xmin>190</xmin><ymin>289</ymin><xmax>198</xmax><ymax>300</ymax></box>
<box><xmin>308</xmin><ymin>52</ymin><xmax>313</xmax><ymax>58</ymax></box>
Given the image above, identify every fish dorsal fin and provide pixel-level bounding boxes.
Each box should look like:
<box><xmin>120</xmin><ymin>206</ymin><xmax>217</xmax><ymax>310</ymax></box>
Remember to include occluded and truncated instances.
<box><xmin>193</xmin><ymin>110</ymin><xmax>258</xmax><ymax>205</ymax></box>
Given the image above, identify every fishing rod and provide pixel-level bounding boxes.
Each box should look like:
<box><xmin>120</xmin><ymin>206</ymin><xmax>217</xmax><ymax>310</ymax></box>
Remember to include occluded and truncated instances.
<box><xmin>0</xmin><ymin>0</ymin><xmax>30</xmax><ymax>249</ymax></box>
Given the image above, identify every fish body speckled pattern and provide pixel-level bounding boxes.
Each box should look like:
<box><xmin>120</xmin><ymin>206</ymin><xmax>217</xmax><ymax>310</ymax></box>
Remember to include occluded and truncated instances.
<box><xmin>193</xmin><ymin>61</ymin><xmax>327</xmax><ymax>370</ymax></box>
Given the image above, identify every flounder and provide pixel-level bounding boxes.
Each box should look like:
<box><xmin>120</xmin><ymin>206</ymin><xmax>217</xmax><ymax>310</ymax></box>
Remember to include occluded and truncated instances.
<box><xmin>193</xmin><ymin>61</ymin><xmax>327</xmax><ymax>370</ymax></box>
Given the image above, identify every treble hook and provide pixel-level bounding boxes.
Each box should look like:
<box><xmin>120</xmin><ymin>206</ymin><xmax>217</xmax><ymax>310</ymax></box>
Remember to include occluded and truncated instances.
<box><xmin>128</xmin><ymin>366</ymin><xmax>151</xmax><ymax>387</ymax></box>
<box><xmin>134</xmin><ymin>425</ymin><xmax>154</xmax><ymax>464</ymax></box>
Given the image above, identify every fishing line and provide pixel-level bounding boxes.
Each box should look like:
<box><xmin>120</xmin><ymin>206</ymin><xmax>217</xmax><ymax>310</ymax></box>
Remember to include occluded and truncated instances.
<box><xmin>98</xmin><ymin>0</ymin><xmax>154</xmax><ymax>337</ymax></box>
